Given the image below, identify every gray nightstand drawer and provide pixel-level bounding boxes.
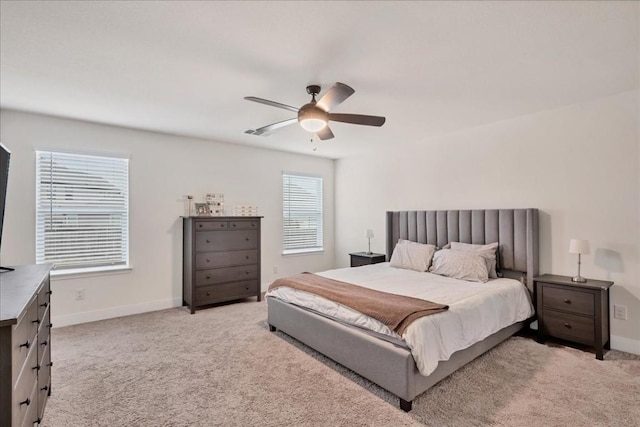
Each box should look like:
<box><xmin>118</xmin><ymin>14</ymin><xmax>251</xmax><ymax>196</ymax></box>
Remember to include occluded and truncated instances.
<box><xmin>542</xmin><ymin>286</ymin><xmax>594</xmax><ymax>316</ymax></box>
<box><xmin>542</xmin><ymin>309</ymin><xmax>595</xmax><ymax>346</ymax></box>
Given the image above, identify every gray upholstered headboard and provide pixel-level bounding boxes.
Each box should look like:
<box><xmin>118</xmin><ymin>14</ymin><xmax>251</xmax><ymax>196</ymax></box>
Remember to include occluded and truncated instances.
<box><xmin>386</xmin><ymin>209</ymin><xmax>539</xmax><ymax>291</ymax></box>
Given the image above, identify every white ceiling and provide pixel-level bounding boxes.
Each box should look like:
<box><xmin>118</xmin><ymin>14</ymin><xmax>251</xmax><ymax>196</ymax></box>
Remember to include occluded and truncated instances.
<box><xmin>1</xmin><ymin>1</ymin><xmax>638</xmax><ymax>159</ymax></box>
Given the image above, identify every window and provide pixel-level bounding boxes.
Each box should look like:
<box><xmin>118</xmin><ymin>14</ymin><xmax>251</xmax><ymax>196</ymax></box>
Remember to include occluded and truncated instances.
<box><xmin>282</xmin><ymin>172</ymin><xmax>323</xmax><ymax>254</ymax></box>
<box><xmin>35</xmin><ymin>150</ymin><xmax>129</xmax><ymax>271</ymax></box>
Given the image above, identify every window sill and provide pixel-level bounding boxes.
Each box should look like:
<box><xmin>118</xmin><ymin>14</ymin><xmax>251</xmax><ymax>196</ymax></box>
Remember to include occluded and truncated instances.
<box><xmin>50</xmin><ymin>265</ymin><xmax>132</xmax><ymax>280</ymax></box>
<box><xmin>282</xmin><ymin>249</ymin><xmax>325</xmax><ymax>256</ymax></box>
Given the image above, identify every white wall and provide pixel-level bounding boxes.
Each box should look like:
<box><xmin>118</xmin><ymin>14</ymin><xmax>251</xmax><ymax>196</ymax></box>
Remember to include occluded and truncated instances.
<box><xmin>0</xmin><ymin>110</ymin><xmax>335</xmax><ymax>326</ymax></box>
<box><xmin>335</xmin><ymin>90</ymin><xmax>640</xmax><ymax>352</ymax></box>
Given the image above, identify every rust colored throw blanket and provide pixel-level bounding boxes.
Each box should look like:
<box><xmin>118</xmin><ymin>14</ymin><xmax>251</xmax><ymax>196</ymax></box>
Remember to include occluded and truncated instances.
<box><xmin>268</xmin><ymin>273</ymin><xmax>448</xmax><ymax>335</ymax></box>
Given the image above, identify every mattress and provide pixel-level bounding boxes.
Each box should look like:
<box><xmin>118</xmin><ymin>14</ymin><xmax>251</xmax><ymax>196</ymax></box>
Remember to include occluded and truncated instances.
<box><xmin>266</xmin><ymin>262</ymin><xmax>534</xmax><ymax>375</ymax></box>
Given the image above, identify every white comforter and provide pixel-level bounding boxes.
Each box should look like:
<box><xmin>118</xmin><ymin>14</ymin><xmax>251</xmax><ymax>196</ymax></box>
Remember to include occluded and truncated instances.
<box><xmin>266</xmin><ymin>262</ymin><xmax>534</xmax><ymax>376</ymax></box>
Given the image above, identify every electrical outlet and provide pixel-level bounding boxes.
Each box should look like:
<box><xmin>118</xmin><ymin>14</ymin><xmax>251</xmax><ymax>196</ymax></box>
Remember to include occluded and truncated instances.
<box><xmin>613</xmin><ymin>305</ymin><xmax>627</xmax><ymax>320</ymax></box>
<box><xmin>75</xmin><ymin>288</ymin><xmax>85</xmax><ymax>301</ymax></box>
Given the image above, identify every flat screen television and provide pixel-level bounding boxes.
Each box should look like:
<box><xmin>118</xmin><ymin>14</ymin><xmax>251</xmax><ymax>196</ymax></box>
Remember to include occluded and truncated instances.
<box><xmin>0</xmin><ymin>142</ymin><xmax>13</xmax><ymax>272</ymax></box>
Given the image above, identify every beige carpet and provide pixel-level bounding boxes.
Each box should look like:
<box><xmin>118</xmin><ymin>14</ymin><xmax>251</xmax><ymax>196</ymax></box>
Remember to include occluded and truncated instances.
<box><xmin>42</xmin><ymin>300</ymin><xmax>639</xmax><ymax>427</ymax></box>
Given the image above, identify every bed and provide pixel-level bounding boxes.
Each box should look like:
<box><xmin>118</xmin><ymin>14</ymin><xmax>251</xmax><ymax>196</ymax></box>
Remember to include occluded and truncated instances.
<box><xmin>267</xmin><ymin>209</ymin><xmax>539</xmax><ymax>411</ymax></box>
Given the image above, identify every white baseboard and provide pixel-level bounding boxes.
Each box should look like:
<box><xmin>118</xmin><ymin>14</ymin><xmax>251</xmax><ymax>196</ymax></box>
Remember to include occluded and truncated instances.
<box><xmin>52</xmin><ymin>298</ymin><xmax>183</xmax><ymax>328</ymax></box>
<box><xmin>610</xmin><ymin>335</ymin><xmax>640</xmax><ymax>355</ymax></box>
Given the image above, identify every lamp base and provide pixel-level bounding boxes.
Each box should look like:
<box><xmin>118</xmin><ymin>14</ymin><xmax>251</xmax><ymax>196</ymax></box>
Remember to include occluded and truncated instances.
<box><xmin>571</xmin><ymin>275</ymin><xmax>587</xmax><ymax>283</ymax></box>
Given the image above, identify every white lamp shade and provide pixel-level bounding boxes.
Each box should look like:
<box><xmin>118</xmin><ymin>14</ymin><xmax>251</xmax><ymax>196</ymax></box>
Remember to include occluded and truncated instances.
<box><xmin>569</xmin><ymin>239</ymin><xmax>590</xmax><ymax>254</ymax></box>
<box><xmin>366</xmin><ymin>229</ymin><xmax>374</xmax><ymax>239</ymax></box>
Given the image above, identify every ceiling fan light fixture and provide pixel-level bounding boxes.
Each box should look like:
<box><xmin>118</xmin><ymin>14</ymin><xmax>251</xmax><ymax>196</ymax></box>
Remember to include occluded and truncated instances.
<box><xmin>299</xmin><ymin>117</ymin><xmax>327</xmax><ymax>132</ymax></box>
<box><xmin>298</xmin><ymin>103</ymin><xmax>327</xmax><ymax>132</ymax></box>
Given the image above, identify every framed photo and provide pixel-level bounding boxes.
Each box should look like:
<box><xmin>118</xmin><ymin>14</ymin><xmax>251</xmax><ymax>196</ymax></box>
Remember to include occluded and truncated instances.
<box><xmin>194</xmin><ymin>203</ymin><xmax>209</xmax><ymax>216</ymax></box>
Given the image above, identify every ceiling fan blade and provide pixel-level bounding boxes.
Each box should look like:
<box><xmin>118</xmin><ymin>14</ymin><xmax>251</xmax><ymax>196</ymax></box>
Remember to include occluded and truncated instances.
<box><xmin>244</xmin><ymin>97</ymin><xmax>299</xmax><ymax>113</ymax></box>
<box><xmin>316</xmin><ymin>126</ymin><xmax>334</xmax><ymax>140</ymax></box>
<box><xmin>247</xmin><ymin>118</ymin><xmax>297</xmax><ymax>136</ymax></box>
<box><xmin>328</xmin><ymin>113</ymin><xmax>386</xmax><ymax>127</ymax></box>
<box><xmin>315</xmin><ymin>82</ymin><xmax>355</xmax><ymax>112</ymax></box>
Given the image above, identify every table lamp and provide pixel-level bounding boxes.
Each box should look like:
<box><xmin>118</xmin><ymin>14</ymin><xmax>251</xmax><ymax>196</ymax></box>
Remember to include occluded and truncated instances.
<box><xmin>366</xmin><ymin>229</ymin><xmax>374</xmax><ymax>254</ymax></box>
<box><xmin>569</xmin><ymin>239</ymin><xmax>590</xmax><ymax>283</ymax></box>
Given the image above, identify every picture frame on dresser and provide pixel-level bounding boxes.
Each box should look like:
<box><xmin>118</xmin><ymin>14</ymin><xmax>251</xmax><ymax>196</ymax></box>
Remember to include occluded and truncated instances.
<box><xmin>194</xmin><ymin>203</ymin><xmax>209</xmax><ymax>216</ymax></box>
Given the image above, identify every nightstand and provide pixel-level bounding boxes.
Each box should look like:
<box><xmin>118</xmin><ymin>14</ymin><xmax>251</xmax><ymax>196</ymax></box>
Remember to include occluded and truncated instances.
<box><xmin>349</xmin><ymin>252</ymin><xmax>386</xmax><ymax>267</ymax></box>
<box><xmin>535</xmin><ymin>274</ymin><xmax>613</xmax><ymax>360</ymax></box>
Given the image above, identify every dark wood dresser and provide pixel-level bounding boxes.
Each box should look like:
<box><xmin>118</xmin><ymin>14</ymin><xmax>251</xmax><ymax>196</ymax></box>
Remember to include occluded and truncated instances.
<box><xmin>535</xmin><ymin>274</ymin><xmax>613</xmax><ymax>360</ymax></box>
<box><xmin>0</xmin><ymin>264</ymin><xmax>53</xmax><ymax>426</ymax></box>
<box><xmin>183</xmin><ymin>216</ymin><xmax>262</xmax><ymax>313</ymax></box>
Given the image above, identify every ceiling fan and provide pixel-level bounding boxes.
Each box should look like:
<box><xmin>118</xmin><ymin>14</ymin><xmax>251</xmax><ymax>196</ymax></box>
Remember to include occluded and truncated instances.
<box><xmin>244</xmin><ymin>82</ymin><xmax>385</xmax><ymax>140</ymax></box>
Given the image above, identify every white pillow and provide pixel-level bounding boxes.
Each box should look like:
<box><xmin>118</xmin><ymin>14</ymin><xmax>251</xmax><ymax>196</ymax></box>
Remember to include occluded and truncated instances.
<box><xmin>429</xmin><ymin>249</ymin><xmax>489</xmax><ymax>283</ymax></box>
<box><xmin>449</xmin><ymin>241</ymin><xmax>499</xmax><ymax>278</ymax></box>
<box><xmin>389</xmin><ymin>240</ymin><xmax>437</xmax><ymax>272</ymax></box>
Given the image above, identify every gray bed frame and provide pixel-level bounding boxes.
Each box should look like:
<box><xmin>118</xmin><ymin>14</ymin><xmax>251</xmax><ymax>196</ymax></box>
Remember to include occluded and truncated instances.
<box><xmin>267</xmin><ymin>209</ymin><xmax>539</xmax><ymax>411</ymax></box>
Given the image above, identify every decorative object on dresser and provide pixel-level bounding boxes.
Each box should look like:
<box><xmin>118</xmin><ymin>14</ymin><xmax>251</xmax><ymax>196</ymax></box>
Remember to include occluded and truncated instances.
<box><xmin>568</xmin><ymin>239</ymin><xmax>590</xmax><ymax>283</ymax></box>
<box><xmin>365</xmin><ymin>229</ymin><xmax>374</xmax><ymax>255</ymax></box>
<box><xmin>182</xmin><ymin>216</ymin><xmax>262</xmax><ymax>314</ymax></box>
<box><xmin>233</xmin><ymin>205</ymin><xmax>259</xmax><ymax>216</ymax></box>
<box><xmin>205</xmin><ymin>193</ymin><xmax>224</xmax><ymax>216</ymax></box>
<box><xmin>194</xmin><ymin>203</ymin><xmax>209</xmax><ymax>216</ymax></box>
<box><xmin>535</xmin><ymin>274</ymin><xmax>613</xmax><ymax>360</ymax></box>
<box><xmin>349</xmin><ymin>252</ymin><xmax>386</xmax><ymax>267</ymax></box>
<box><xmin>0</xmin><ymin>264</ymin><xmax>53</xmax><ymax>427</ymax></box>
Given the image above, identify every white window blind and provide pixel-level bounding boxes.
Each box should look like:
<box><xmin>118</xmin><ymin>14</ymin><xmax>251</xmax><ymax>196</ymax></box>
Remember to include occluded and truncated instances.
<box><xmin>36</xmin><ymin>150</ymin><xmax>129</xmax><ymax>270</ymax></box>
<box><xmin>282</xmin><ymin>173</ymin><xmax>323</xmax><ymax>254</ymax></box>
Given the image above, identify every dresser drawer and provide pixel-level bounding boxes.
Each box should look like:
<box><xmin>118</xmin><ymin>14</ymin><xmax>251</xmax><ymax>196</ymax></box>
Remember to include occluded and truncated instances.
<box><xmin>194</xmin><ymin>220</ymin><xmax>228</xmax><ymax>230</ymax></box>
<box><xmin>195</xmin><ymin>264</ymin><xmax>258</xmax><ymax>286</ymax></box>
<box><xmin>541</xmin><ymin>285</ymin><xmax>594</xmax><ymax>316</ymax></box>
<box><xmin>37</xmin><ymin>276</ymin><xmax>51</xmax><ymax>312</ymax></box>
<box><xmin>541</xmin><ymin>309</ymin><xmax>595</xmax><ymax>345</ymax></box>
<box><xmin>195</xmin><ymin>250</ymin><xmax>258</xmax><ymax>269</ymax></box>
<box><xmin>12</xmin><ymin>299</ymin><xmax>39</xmax><ymax>383</ymax></box>
<box><xmin>195</xmin><ymin>280</ymin><xmax>258</xmax><ymax>305</ymax></box>
<box><xmin>38</xmin><ymin>348</ymin><xmax>51</xmax><ymax>421</ymax></box>
<box><xmin>195</xmin><ymin>230</ymin><xmax>258</xmax><ymax>252</ymax></box>
<box><xmin>20</xmin><ymin>383</ymin><xmax>38</xmax><ymax>427</ymax></box>
<box><xmin>229</xmin><ymin>220</ymin><xmax>259</xmax><ymax>230</ymax></box>
<box><xmin>13</xmin><ymin>344</ymin><xmax>38</xmax><ymax>427</ymax></box>
<box><xmin>38</xmin><ymin>307</ymin><xmax>50</xmax><ymax>365</ymax></box>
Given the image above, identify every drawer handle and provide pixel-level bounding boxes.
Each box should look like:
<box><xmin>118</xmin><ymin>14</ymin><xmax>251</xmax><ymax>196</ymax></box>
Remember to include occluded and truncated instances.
<box><xmin>251</xmin><ymin>223</ymin><xmax>255</xmax><ymax>227</ymax></box>
<box><xmin>206</xmin><ymin>259</ymin><xmax>210</xmax><ymax>263</ymax></box>
<box><xmin>245</xmin><ymin>256</ymin><xmax>249</xmax><ymax>259</ymax></box>
<box><xmin>48</xmin><ymin>362</ymin><xmax>53</xmax><ymax>367</ymax></box>
<box><xmin>198</xmin><ymin>224</ymin><xmax>203</xmax><ymax>228</ymax></box>
<box><xmin>206</xmin><ymin>292</ymin><xmax>211</xmax><ymax>296</ymax></box>
<box><xmin>245</xmin><ymin>271</ymin><xmax>250</xmax><ymax>275</ymax></box>
<box><xmin>41</xmin><ymin>385</ymin><xmax>49</xmax><ymax>392</ymax></box>
<box><xmin>564</xmin><ymin>323</ymin><xmax>571</xmax><ymax>329</ymax></box>
<box><xmin>563</xmin><ymin>298</ymin><xmax>571</xmax><ymax>304</ymax></box>
<box><xmin>206</xmin><ymin>240</ymin><xmax>210</xmax><ymax>243</ymax></box>
<box><xmin>47</xmin><ymin>290</ymin><xmax>53</xmax><ymax>295</ymax></box>
<box><xmin>33</xmin><ymin>364</ymin><xmax>40</xmax><ymax>372</ymax></box>
<box><xmin>19</xmin><ymin>398</ymin><xmax>30</xmax><ymax>406</ymax></box>
<box><xmin>33</xmin><ymin>318</ymin><xmax>40</xmax><ymax>324</ymax></box>
<box><xmin>41</xmin><ymin>340</ymin><xmax>48</xmax><ymax>346</ymax></box>
<box><xmin>48</xmin><ymin>323</ymin><xmax>53</xmax><ymax>328</ymax></box>
<box><xmin>206</xmin><ymin>275</ymin><xmax>211</xmax><ymax>280</ymax></box>
<box><xmin>245</xmin><ymin>237</ymin><xmax>250</xmax><ymax>241</ymax></box>
<box><xmin>40</xmin><ymin>302</ymin><xmax>48</xmax><ymax>308</ymax></box>
<box><xmin>20</xmin><ymin>340</ymin><xmax>30</xmax><ymax>349</ymax></box>
<box><xmin>232</xmin><ymin>223</ymin><xmax>236</xmax><ymax>227</ymax></box>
